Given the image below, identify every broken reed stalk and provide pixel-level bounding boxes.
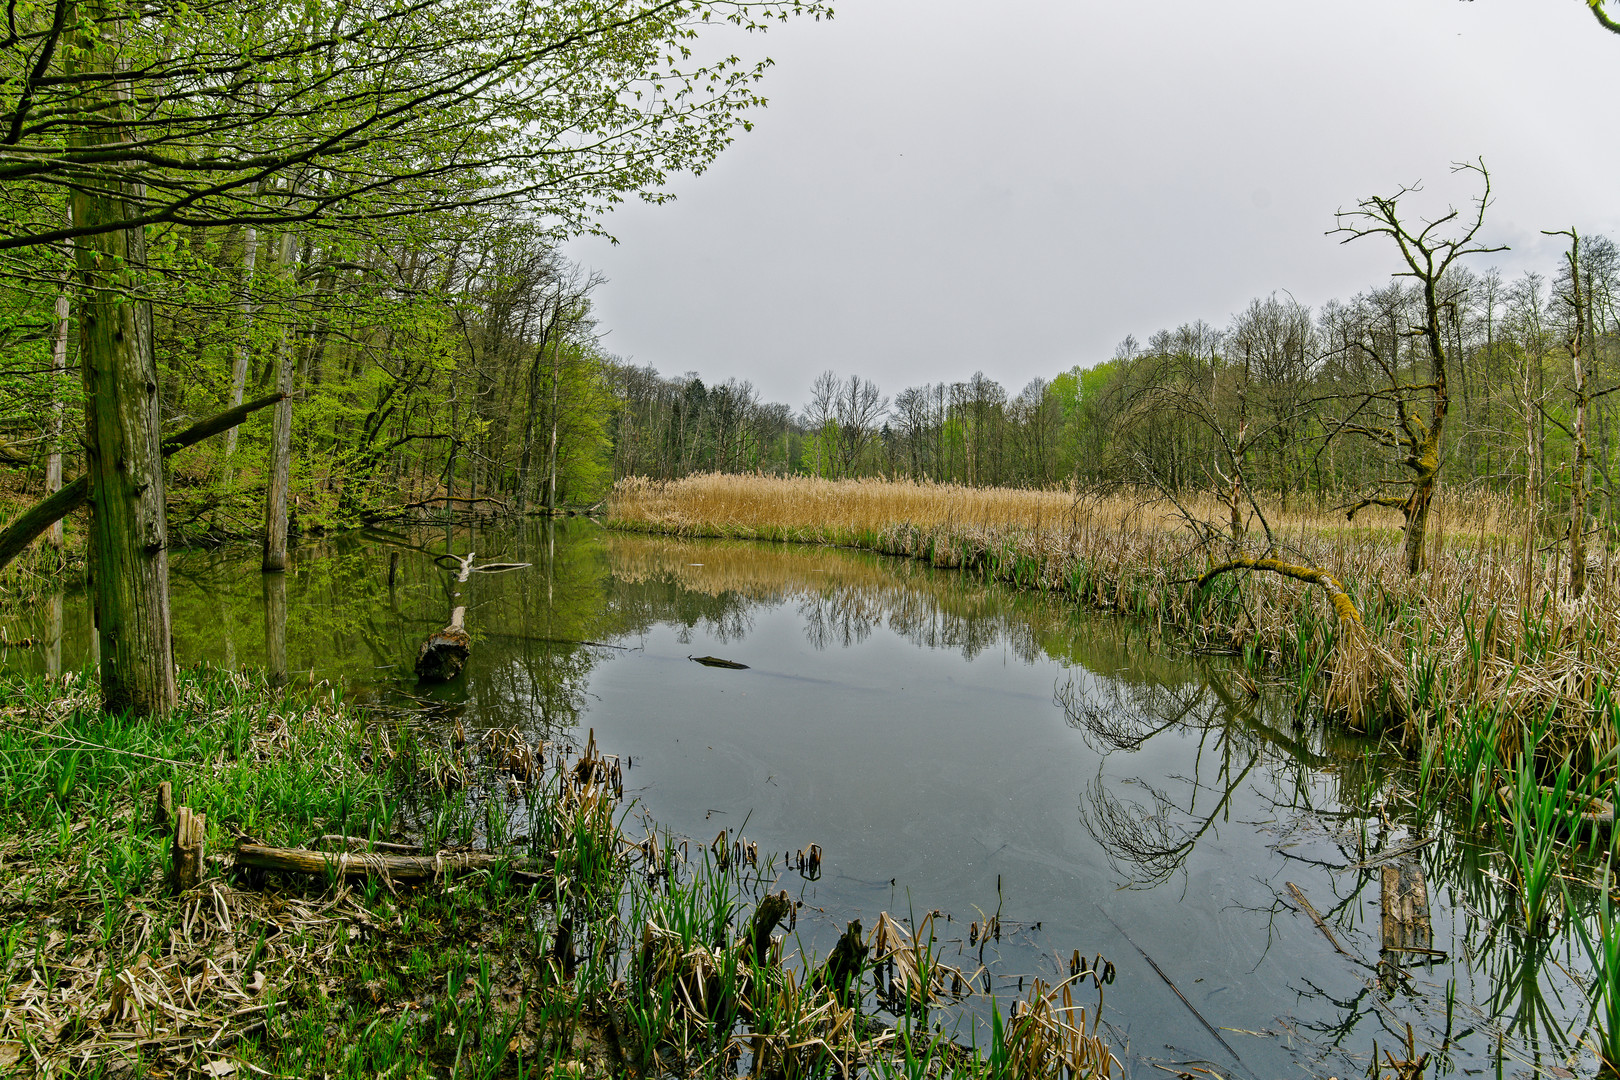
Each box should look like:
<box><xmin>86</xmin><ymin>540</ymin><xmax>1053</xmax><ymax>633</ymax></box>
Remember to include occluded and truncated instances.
<box><xmin>1197</xmin><ymin>556</ymin><xmax>1409</xmax><ymax>729</ymax></box>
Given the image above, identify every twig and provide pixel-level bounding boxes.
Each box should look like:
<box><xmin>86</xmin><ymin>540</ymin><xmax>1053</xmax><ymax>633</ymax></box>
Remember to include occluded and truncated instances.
<box><xmin>1097</xmin><ymin>906</ymin><xmax>1246</xmax><ymax>1070</ymax></box>
<box><xmin>1286</xmin><ymin>882</ymin><xmax>1354</xmax><ymax>958</ymax></box>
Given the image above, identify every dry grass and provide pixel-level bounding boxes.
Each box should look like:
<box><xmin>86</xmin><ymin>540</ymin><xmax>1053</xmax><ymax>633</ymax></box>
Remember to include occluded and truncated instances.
<box><xmin>608</xmin><ymin>474</ymin><xmax>1518</xmax><ymax>545</ymax></box>
<box><xmin>609</xmin><ymin>475</ymin><xmax>1620</xmax><ymax>768</ymax></box>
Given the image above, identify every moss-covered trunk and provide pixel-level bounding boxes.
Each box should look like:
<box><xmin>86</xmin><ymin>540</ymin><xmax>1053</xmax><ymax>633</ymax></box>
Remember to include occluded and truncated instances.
<box><xmin>68</xmin><ymin>0</ymin><xmax>175</xmax><ymax>716</ymax></box>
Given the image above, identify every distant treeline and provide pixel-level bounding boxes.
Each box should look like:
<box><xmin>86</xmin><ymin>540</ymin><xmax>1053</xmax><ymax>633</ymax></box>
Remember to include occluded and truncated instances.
<box><xmin>610</xmin><ymin>239</ymin><xmax>1620</xmax><ymax>530</ymax></box>
<box><xmin>2</xmin><ymin>218</ymin><xmax>1614</xmax><ymax>538</ymax></box>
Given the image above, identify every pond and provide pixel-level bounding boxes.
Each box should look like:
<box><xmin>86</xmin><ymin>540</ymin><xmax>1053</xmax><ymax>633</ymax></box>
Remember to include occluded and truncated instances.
<box><xmin>2</xmin><ymin>519</ymin><xmax>1599</xmax><ymax>1078</ymax></box>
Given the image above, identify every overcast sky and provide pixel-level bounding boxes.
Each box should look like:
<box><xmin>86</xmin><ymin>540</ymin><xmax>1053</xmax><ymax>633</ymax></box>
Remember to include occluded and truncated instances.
<box><xmin>566</xmin><ymin>0</ymin><xmax>1620</xmax><ymax>409</ymax></box>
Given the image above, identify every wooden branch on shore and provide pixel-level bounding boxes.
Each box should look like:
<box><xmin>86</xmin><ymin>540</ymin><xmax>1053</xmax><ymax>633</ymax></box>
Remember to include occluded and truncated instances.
<box><xmin>235</xmin><ymin>841</ymin><xmax>549</xmax><ymax>881</ymax></box>
<box><xmin>0</xmin><ymin>393</ymin><xmax>285</xmax><ymax>571</ymax></box>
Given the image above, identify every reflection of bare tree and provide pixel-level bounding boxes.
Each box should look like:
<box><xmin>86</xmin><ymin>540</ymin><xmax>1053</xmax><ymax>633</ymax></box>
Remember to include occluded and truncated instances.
<box><xmin>1056</xmin><ymin>674</ymin><xmax>1211</xmax><ymax>753</ymax></box>
<box><xmin>1081</xmin><ymin>735</ymin><xmax>1262</xmax><ymax>890</ymax></box>
<box><xmin>1082</xmin><ymin>773</ymin><xmax>1194</xmax><ymax>887</ymax></box>
<box><xmin>1069</xmin><ymin>666</ymin><xmax>1318</xmax><ymax>889</ymax></box>
<box><xmin>798</xmin><ymin>588</ymin><xmax>880</xmax><ymax>649</ymax></box>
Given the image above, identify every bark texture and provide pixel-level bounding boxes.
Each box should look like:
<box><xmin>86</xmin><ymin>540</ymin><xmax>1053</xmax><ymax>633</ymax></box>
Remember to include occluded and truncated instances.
<box><xmin>69</xmin><ymin>0</ymin><xmax>176</xmax><ymax>715</ymax></box>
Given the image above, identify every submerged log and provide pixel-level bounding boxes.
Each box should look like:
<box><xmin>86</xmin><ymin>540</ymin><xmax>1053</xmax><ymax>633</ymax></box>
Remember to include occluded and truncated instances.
<box><xmin>417</xmin><ymin>552</ymin><xmax>475</xmax><ymax>681</ymax></box>
<box><xmin>1380</xmin><ymin>860</ymin><xmax>1432</xmax><ymax>955</ymax></box>
<box><xmin>1287</xmin><ymin>881</ymin><xmax>1354</xmax><ymax>958</ymax></box>
<box><xmin>413</xmin><ymin>554</ymin><xmax>533</xmax><ymax>680</ymax></box>
<box><xmin>416</xmin><ymin>626</ymin><xmax>471</xmax><ymax>681</ymax></box>
<box><xmin>690</xmin><ymin>655</ymin><xmax>749</xmax><ymax>669</ymax></box>
<box><xmin>235</xmin><ymin>841</ymin><xmax>548</xmax><ymax>881</ymax></box>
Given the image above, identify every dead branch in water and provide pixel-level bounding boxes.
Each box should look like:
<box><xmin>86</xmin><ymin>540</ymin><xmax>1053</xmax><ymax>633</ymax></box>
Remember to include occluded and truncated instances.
<box><xmin>1196</xmin><ymin>556</ymin><xmax>1409</xmax><ymax>730</ymax></box>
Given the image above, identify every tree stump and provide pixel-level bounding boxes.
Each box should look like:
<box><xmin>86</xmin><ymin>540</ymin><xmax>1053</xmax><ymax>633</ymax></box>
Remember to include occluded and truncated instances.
<box><xmin>153</xmin><ymin>781</ymin><xmax>173</xmax><ymax>832</ymax></box>
<box><xmin>415</xmin><ymin>626</ymin><xmax>472</xmax><ymax>681</ymax></box>
<box><xmin>416</xmin><ymin>552</ymin><xmax>475</xmax><ymax>681</ymax></box>
<box><xmin>170</xmin><ymin>806</ymin><xmax>206</xmax><ymax>893</ymax></box>
<box><xmin>748</xmin><ymin>890</ymin><xmax>793</xmax><ymax>964</ymax></box>
<box><xmin>822</xmin><ymin>919</ymin><xmax>869</xmax><ymax>1005</ymax></box>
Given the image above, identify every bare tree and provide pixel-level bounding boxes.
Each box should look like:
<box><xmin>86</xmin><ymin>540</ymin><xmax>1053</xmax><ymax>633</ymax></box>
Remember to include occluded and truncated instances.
<box><xmin>804</xmin><ymin>369</ymin><xmax>838</xmax><ymax>478</ymax></box>
<box><xmin>1329</xmin><ymin>159</ymin><xmax>1506</xmax><ymax>575</ymax></box>
<box><xmin>833</xmin><ymin>375</ymin><xmax>888</xmax><ymax>478</ymax></box>
<box><xmin>1545</xmin><ymin>230</ymin><xmax>1620</xmax><ymax>598</ymax></box>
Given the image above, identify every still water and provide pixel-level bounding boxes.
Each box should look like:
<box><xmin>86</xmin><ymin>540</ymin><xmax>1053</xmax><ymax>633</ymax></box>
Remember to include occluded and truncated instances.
<box><xmin>2</xmin><ymin>520</ymin><xmax>1598</xmax><ymax>1078</ymax></box>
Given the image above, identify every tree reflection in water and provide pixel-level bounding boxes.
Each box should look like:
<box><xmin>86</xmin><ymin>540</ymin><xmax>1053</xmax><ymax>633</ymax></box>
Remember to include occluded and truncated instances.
<box><xmin>1060</xmin><ymin>656</ymin><xmax>1599</xmax><ymax>1077</ymax></box>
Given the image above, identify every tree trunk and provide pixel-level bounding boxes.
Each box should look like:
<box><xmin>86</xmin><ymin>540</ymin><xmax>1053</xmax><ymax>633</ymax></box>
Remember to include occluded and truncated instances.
<box><xmin>70</xmin><ymin>0</ymin><xmax>176</xmax><ymax>716</ymax></box>
<box><xmin>1402</xmin><ymin>471</ymin><xmax>1436</xmax><ymax>576</ymax></box>
<box><xmin>221</xmin><ymin>189</ymin><xmax>262</xmax><ymax>490</ymax></box>
<box><xmin>545</xmin><ymin>340</ymin><xmax>562</xmax><ymax>512</ymax></box>
<box><xmin>45</xmin><ymin>263</ymin><xmax>69</xmax><ymax>552</ymax></box>
<box><xmin>1566</xmin><ymin>231</ymin><xmax>1590</xmax><ymax>600</ymax></box>
<box><xmin>262</xmin><ymin>231</ymin><xmax>298</xmax><ymax>573</ymax></box>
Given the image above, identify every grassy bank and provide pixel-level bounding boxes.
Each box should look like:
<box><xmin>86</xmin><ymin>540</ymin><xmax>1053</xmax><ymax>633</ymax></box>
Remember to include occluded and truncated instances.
<box><xmin>0</xmin><ymin>667</ymin><xmax>1117</xmax><ymax>1079</ymax></box>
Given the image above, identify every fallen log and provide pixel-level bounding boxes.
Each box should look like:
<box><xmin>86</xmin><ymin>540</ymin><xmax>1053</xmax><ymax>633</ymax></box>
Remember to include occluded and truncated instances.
<box><xmin>690</xmin><ymin>655</ymin><xmax>749</xmax><ymax>670</ymax></box>
<box><xmin>1194</xmin><ymin>556</ymin><xmax>1410</xmax><ymax>729</ymax></box>
<box><xmin>0</xmin><ymin>393</ymin><xmax>286</xmax><ymax>572</ymax></box>
<box><xmin>235</xmin><ymin>841</ymin><xmax>548</xmax><ymax>881</ymax></box>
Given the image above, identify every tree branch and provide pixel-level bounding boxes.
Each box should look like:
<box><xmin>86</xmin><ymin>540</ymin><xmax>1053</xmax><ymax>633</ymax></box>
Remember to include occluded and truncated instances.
<box><xmin>0</xmin><ymin>393</ymin><xmax>284</xmax><ymax>571</ymax></box>
<box><xmin>1590</xmin><ymin>0</ymin><xmax>1620</xmax><ymax>36</ymax></box>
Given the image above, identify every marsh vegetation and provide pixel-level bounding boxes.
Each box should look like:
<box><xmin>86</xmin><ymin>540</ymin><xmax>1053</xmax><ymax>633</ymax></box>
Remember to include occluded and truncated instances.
<box><xmin>1</xmin><ymin>518</ymin><xmax>1616</xmax><ymax>1077</ymax></box>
